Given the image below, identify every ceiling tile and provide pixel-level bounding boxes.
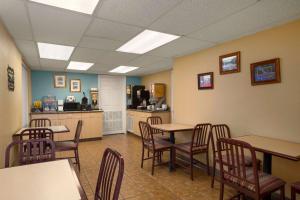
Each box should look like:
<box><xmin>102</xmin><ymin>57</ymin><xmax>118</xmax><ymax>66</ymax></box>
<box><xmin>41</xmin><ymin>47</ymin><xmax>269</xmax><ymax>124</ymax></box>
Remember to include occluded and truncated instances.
<box><xmin>96</xmin><ymin>0</ymin><xmax>182</xmax><ymax>27</ymax></box>
<box><xmin>147</xmin><ymin>37</ymin><xmax>215</xmax><ymax>57</ymax></box>
<box><xmin>128</xmin><ymin>55</ymin><xmax>171</xmax><ymax>67</ymax></box>
<box><xmin>40</xmin><ymin>58</ymin><xmax>67</xmax><ymax>70</ymax></box>
<box><xmin>88</xmin><ymin>63</ymin><xmax>116</xmax><ymax>74</ymax></box>
<box><xmin>188</xmin><ymin>0</ymin><xmax>300</xmax><ymax>43</ymax></box>
<box><xmin>71</xmin><ymin>47</ymin><xmax>111</xmax><ymax>63</ymax></box>
<box><xmin>15</xmin><ymin>40</ymin><xmax>39</xmax><ymax>58</ymax></box>
<box><xmin>85</xmin><ymin>18</ymin><xmax>142</xmax><ymax>42</ymax></box>
<box><xmin>100</xmin><ymin>51</ymin><xmax>138</xmax><ymax>65</ymax></box>
<box><xmin>24</xmin><ymin>56</ymin><xmax>40</xmax><ymax>68</ymax></box>
<box><xmin>127</xmin><ymin>58</ymin><xmax>173</xmax><ymax>76</ymax></box>
<box><xmin>78</xmin><ymin>36</ymin><xmax>123</xmax><ymax>51</ymax></box>
<box><xmin>149</xmin><ymin>0</ymin><xmax>257</xmax><ymax>35</ymax></box>
<box><xmin>0</xmin><ymin>0</ymin><xmax>33</xmax><ymax>40</ymax></box>
<box><xmin>28</xmin><ymin>3</ymin><xmax>92</xmax><ymax>45</ymax></box>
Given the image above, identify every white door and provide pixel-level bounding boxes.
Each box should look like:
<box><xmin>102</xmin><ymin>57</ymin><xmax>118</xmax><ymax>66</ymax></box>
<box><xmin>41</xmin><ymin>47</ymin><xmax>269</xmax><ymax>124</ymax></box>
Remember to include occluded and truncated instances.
<box><xmin>22</xmin><ymin>64</ymin><xmax>29</xmax><ymax>127</ymax></box>
<box><xmin>99</xmin><ymin>75</ymin><xmax>126</xmax><ymax>135</ymax></box>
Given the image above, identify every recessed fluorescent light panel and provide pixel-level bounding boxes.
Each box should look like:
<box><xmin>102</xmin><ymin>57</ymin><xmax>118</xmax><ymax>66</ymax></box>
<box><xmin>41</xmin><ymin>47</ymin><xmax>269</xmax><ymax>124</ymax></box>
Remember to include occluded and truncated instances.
<box><xmin>117</xmin><ymin>30</ymin><xmax>180</xmax><ymax>54</ymax></box>
<box><xmin>30</xmin><ymin>0</ymin><xmax>99</xmax><ymax>15</ymax></box>
<box><xmin>110</xmin><ymin>66</ymin><xmax>139</xmax><ymax>74</ymax></box>
<box><xmin>37</xmin><ymin>42</ymin><xmax>74</xmax><ymax>61</ymax></box>
<box><xmin>67</xmin><ymin>61</ymin><xmax>94</xmax><ymax>71</ymax></box>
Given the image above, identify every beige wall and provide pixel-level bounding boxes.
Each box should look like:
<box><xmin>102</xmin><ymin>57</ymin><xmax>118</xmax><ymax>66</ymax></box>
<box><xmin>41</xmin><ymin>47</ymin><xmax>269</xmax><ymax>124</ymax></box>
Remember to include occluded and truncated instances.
<box><xmin>141</xmin><ymin>70</ymin><xmax>172</xmax><ymax>106</ymax></box>
<box><xmin>172</xmin><ymin>19</ymin><xmax>300</xmax><ymax>196</ymax></box>
<box><xmin>0</xmin><ymin>20</ymin><xmax>27</xmax><ymax>168</ymax></box>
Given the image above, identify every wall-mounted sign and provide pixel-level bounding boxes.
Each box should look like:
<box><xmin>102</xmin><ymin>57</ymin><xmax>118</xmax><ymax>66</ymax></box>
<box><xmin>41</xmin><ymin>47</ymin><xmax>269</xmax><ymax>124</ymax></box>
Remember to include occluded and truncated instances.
<box><xmin>7</xmin><ymin>66</ymin><xmax>15</xmax><ymax>91</ymax></box>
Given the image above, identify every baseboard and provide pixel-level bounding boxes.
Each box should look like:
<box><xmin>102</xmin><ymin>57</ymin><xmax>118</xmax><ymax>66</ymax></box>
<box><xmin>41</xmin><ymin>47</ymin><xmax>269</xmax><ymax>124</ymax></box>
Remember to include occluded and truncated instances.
<box><xmin>79</xmin><ymin>137</ymin><xmax>102</xmax><ymax>142</ymax></box>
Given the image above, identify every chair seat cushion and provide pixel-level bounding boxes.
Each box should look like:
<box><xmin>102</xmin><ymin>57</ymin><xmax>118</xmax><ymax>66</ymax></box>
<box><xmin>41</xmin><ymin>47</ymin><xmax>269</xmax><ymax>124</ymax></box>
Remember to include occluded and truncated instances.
<box><xmin>174</xmin><ymin>142</ymin><xmax>208</xmax><ymax>153</ymax></box>
<box><xmin>55</xmin><ymin>141</ymin><xmax>77</xmax><ymax>151</ymax></box>
<box><xmin>224</xmin><ymin>169</ymin><xmax>285</xmax><ymax>195</ymax></box>
<box><xmin>153</xmin><ymin>139</ymin><xmax>173</xmax><ymax>150</ymax></box>
<box><xmin>216</xmin><ymin>152</ymin><xmax>254</xmax><ymax>167</ymax></box>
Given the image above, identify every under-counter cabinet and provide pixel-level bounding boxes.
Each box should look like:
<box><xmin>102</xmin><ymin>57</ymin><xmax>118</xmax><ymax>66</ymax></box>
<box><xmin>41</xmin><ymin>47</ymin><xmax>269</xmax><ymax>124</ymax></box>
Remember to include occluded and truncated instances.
<box><xmin>126</xmin><ymin>110</ymin><xmax>170</xmax><ymax>136</ymax></box>
<box><xmin>30</xmin><ymin>111</ymin><xmax>103</xmax><ymax>141</ymax></box>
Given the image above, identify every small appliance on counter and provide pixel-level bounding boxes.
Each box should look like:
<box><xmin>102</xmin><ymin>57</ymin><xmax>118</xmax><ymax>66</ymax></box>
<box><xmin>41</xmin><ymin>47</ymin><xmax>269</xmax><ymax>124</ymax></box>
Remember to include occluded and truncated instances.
<box><xmin>90</xmin><ymin>88</ymin><xmax>99</xmax><ymax>110</ymax></box>
<box><xmin>64</xmin><ymin>95</ymin><xmax>80</xmax><ymax>111</ymax></box>
<box><xmin>66</xmin><ymin>95</ymin><xmax>76</xmax><ymax>103</ymax></box>
<box><xmin>57</xmin><ymin>100</ymin><xmax>64</xmax><ymax>112</ymax></box>
<box><xmin>42</xmin><ymin>96</ymin><xmax>57</xmax><ymax>112</ymax></box>
<box><xmin>81</xmin><ymin>92</ymin><xmax>89</xmax><ymax>111</ymax></box>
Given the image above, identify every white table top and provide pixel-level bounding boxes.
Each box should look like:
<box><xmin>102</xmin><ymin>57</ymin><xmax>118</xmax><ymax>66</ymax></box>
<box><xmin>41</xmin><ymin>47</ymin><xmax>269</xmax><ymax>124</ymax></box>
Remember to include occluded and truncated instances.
<box><xmin>151</xmin><ymin>123</ymin><xmax>194</xmax><ymax>132</ymax></box>
<box><xmin>14</xmin><ymin>125</ymin><xmax>70</xmax><ymax>135</ymax></box>
<box><xmin>235</xmin><ymin>135</ymin><xmax>300</xmax><ymax>161</ymax></box>
<box><xmin>0</xmin><ymin>160</ymin><xmax>83</xmax><ymax>200</ymax></box>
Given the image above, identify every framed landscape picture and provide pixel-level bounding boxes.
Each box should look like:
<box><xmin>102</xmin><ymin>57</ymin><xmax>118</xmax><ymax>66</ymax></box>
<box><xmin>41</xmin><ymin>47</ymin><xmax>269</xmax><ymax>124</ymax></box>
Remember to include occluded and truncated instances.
<box><xmin>250</xmin><ymin>58</ymin><xmax>281</xmax><ymax>86</ymax></box>
<box><xmin>198</xmin><ymin>72</ymin><xmax>214</xmax><ymax>90</ymax></box>
<box><xmin>70</xmin><ymin>79</ymin><xmax>81</xmax><ymax>92</ymax></box>
<box><xmin>219</xmin><ymin>51</ymin><xmax>240</xmax><ymax>74</ymax></box>
<box><xmin>54</xmin><ymin>74</ymin><xmax>66</xmax><ymax>88</ymax></box>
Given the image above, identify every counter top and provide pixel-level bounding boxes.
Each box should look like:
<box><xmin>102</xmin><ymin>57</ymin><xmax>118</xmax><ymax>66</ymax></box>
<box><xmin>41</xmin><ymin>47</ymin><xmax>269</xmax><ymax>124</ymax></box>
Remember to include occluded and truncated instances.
<box><xmin>31</xmin><ymin>110</ymin><xmax>103</xmax><ymax>115</ymax></box>
<box><xmin>127</xmin><ymin>109</ymin><xmax>170</xmax><ymax>113</ymax></box>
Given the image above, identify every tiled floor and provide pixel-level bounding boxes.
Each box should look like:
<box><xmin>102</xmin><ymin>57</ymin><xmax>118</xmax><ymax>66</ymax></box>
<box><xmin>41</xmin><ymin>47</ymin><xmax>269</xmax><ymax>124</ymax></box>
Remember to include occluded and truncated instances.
<box><xmin>63</xmin><ymin>134</ymin><xmax>236</xmax><ymax>200</ymax></box>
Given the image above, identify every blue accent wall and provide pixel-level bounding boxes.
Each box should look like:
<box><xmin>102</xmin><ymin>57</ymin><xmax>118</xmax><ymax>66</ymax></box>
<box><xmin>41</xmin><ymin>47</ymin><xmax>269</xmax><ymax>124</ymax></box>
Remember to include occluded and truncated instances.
<box><xmin>126</xmin><ymin>76</ymin><xmax>141</xmax><ymax>86</ymax></box>
<box><xmin>31</xmin><ymin>70</ymin><xmax>98</xmax><ymax>103</ymax></box>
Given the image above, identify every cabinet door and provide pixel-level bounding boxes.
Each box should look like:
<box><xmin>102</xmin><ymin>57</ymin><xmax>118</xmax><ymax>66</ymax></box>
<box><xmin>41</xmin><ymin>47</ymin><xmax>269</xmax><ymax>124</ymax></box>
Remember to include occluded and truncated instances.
<box><xmin>81</xmin><ymin>113</ymin><xmax>103</xmax><ymax>139</ymax></box>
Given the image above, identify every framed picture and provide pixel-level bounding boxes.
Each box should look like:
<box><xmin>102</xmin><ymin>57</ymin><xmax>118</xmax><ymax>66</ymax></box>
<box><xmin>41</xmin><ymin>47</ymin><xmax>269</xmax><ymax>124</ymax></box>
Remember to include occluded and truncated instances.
<box><xmin>70</xmin><ymin>79</ymin><xmax>81</xmax><ymax>92</ymax></box>
<box><xmin>54</xmin><ymin>74</ymin><xmax>66</xmax><ymax>88</ymax></box>
<box><xmin>250</xmin><ymin>58</ymin><xmax>281</xmax><ymax>86</ymax></box>
<box><xmin>7</xmin><ymin>66</ymin><xmax>15</xmax><ymax>91</ymax></box>
<box><xmin>219</xmin><ymin>51</ymin><xmax>240</xmax><ymax>74</ymax></box>
<box><xmin>198</xmin><ymin>72</ymin><xmax>214</xmax><ymax>90</ymax></box>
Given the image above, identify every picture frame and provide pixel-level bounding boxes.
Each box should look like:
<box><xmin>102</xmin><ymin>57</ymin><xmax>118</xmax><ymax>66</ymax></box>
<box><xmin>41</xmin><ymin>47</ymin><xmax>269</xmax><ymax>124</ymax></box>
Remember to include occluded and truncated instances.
<box><xmin>198</xmin><ymin>72</ymin><xmax>214</xmax><ymax>90</ymax></box>
<box><xmin>7</xmin><ymin>66</ymin><xmax>15</xmax><ymax>91</ymax></box>
<box><xmin>70</xmin><ymin>79</ymin><xmax>81</xmax><ymax>92</ymax></box>
<box><xmin>219</xmin><ymin>51</ymin><xmax>241</xmax><ymax>74</ymax></box>
<box><xmin>54</xmin><ymin>74</ymin><xmax>66</xmax><ymax>88</ymax></box>
<box><xmin>250</xmin><ymin>58</ymin><xmax>281</xmax><ymax>86</ymax></box>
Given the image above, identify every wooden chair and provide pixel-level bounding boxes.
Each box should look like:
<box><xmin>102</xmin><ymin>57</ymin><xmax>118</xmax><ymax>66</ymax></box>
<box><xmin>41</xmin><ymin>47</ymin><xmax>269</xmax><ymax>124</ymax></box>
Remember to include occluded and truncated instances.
<box><xmin>210</xmin><ymin>124</ymin><xmax>261</xmax><ymax>188</ymax></box>
<box><xmin>20</xmin><ymin>128</ymin><xmax>54</xmax><ymax>140</ymax></box>
<box><xmin>147</xmin><ymin>116</ymin><xmax>169</xmax><ymax>141</ymax></box>
<box><xmin>5</xmin><ymin>138</ymin><xmax>56</xmax><ymax>168</ymax></box>
<box><xmin>217</xmin><ymin>138</ymin><xmax>285</xmax><ymax>200</ymax></box>
<box><xmin>139</xmin><ymin>121</ymin><xmax>173</xmax><ymax>175</ymax></box>
<box><xmin>94</xmin><ymin>148</ymin><xmax>124</xmax><ymax>200</ymax></box>
<box><xmin>174</xmin><ymin>123</ymin><xmax>211</xmax><ymax>180</ymax></box>
<box><xmin>30</xmin><ymin>118</ymin><xmax>51</xmax><ymax>127</ymax></box>
<box><xmin>54</xmin><ymin>120</ymin><xmax>82</xmax><ymax>171</ymax></box>
<box><xmin>291</xmin><ymin>182</ymin><xmax>300</xmax><ymax>200</ymax></box>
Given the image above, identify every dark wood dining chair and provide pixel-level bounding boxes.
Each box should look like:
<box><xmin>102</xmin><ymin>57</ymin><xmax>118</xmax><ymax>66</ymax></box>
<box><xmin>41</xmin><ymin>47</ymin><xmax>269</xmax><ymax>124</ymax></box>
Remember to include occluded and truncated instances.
<box><xmin>30</xmin><ymin>118</ymin><xmax>51</xmax><ymax>127</ymax></box>
<box><xmin>54</xmin><ymin>120</ymin><xmax>82</xmax><ymax>171</ymax></box>
<box><xmin>174</xmin><ymin>123</ymin><xmax>211</xmax><ymax>180</ymax></box>
<box><xmin>217</xmin><ymin>138</ymin><xmax>285</xmax><ymax>200</ymax></box>
<box><xmin>20</xmin><ymin>128</ymin><xmax>54</xmax><ymax>140</ymax></box>
<box><xmin>94</xmin><ymin>148</ymin><xmax>124</xmax><ymax>200</ymax></box>
<box><xmin>5</xmin><ymin>138</ymin><xmax>56</xmax><ymax>168</ymax></box>
<box><xmin>291</xmin><ymin>182</ymin><xmax>300</xmax><ymax>200</ymax></box>
<box><xmin>147</xmin><ymin>116</ymin><xmax>169</xmax><ymax>141</ymax></box>
<box><xmin>210</xmin><ymin>124</ymin><xmax>261</xmax><ymax>188</ymax></box>
<box><xmin>139</xmin><ymin>121</ymin><xmax>173</xmax><ymax>175</ymax></box>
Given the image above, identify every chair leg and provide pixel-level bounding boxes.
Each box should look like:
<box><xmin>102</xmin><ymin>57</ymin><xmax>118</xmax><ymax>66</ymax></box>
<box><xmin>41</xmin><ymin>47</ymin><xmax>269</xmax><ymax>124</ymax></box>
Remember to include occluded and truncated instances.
<box><xmin>190</xmin><ymin>154</ymin><xmax>194</xmax><ymax>181</ymax></box>
<box><xmin>75</xmin><ymin>149</ymin><xmax>80</xmax><ymax>171</ymax></box>
<box><xmin>211</xmin><ymin>159</ymin><xmax>216</xmax><ymax>188</ymax></box>
<box><xmin>291</xmin><ymin>187</ymin><xmax>296</xmax><ymax>200</ymax></box>
<box><xmin>151</xmin><ymin>151</ymin><xmax>156</xmax><ymax>175</ymax></box>
<box><xmin>219</xmin><ymin>183</ymin><xmax>224</xmax><ymax>200</ymax></box>
<box><xmin>280</xmin><ymin>186</ymin><xmax>285</xmax><ymax>200</ymax></box>
<box><xmin>141</xmin><ymin>147</ymin><xmax>144</xmax><ymax>168</ymax></box>
<box><xmin>206</xmin><ymin>151</ymin><xmax>210</xmax><ymax>175</ymax></box>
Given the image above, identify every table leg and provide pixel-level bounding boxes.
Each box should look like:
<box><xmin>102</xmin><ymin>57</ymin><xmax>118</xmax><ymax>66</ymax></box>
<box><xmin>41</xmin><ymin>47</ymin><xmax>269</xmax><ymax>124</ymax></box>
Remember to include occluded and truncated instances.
<box><xmin>169</xmin><ymin>131</ymin><xmax>175</xmax><ymax>171</ymax></box>
<box><xmin>263</xmin><ymin>153</ymin><xmax>272</xmax><ymax>200</ymax></box>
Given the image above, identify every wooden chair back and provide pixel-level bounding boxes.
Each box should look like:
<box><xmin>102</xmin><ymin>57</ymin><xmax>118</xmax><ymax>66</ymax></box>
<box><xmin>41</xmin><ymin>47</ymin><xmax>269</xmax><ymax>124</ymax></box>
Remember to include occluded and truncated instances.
<box><xmin>139</xmin><ymin>121</ymin><xmax>155</xmax><ymax>149</ymax></box>
<box><xmin>211</xmin><ymin>124</ymin><xmax>231</xmax><ymax>153</ymax></box>
<box><xmin>147</xmin><ymin>116</ymin><xmax>162</xmax><ymax>134</ymax></box>
<box><xmin>74</xmin><ymin>120</ymin><xmax>83</xmax><ymax>145</ymax></box>
<box><xmin>20</xmin><ymin>128</ymin><xmax>54</xmax><ymax>140</ymax></box>
<box><xmin>191</xmin><ymin>123</ymin><xmax>212</xmax><ymax>151</ymax></box>
<box><xmin>30</xmin><ymin>118</ymin><xmax>51</xmax><ymax>127</ymax></box>
<box><xmin>217</xmin><ymin>138</ymin><xmax>260</xmax><ymax>195</ymax></box>
<box><xmin>5</xmin><ymin>138</ymin><xmax>56</xmax><ymax>168</ymax></box>
<box><xmin>95</xmin><ymin>148</ymin><xmax>124</xmax><ymax>200</ymax></box>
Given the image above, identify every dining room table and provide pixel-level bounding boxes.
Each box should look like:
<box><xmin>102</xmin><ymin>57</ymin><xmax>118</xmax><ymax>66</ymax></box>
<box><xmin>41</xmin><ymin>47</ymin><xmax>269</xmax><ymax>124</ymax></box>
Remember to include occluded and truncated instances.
<box><xmin>151</xmin><ymin>123</ymin><xmax>195</xmax><ymax>170</ymax></box>
<box><xmin>234</xmin><ymin>135</ymin><xmax>300</xmax><ymax>174</ymax></box>
<box><xmin>0</xmin><ymin>159</ymin><xmax>87</xmax><ymax>200</ymax></box>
